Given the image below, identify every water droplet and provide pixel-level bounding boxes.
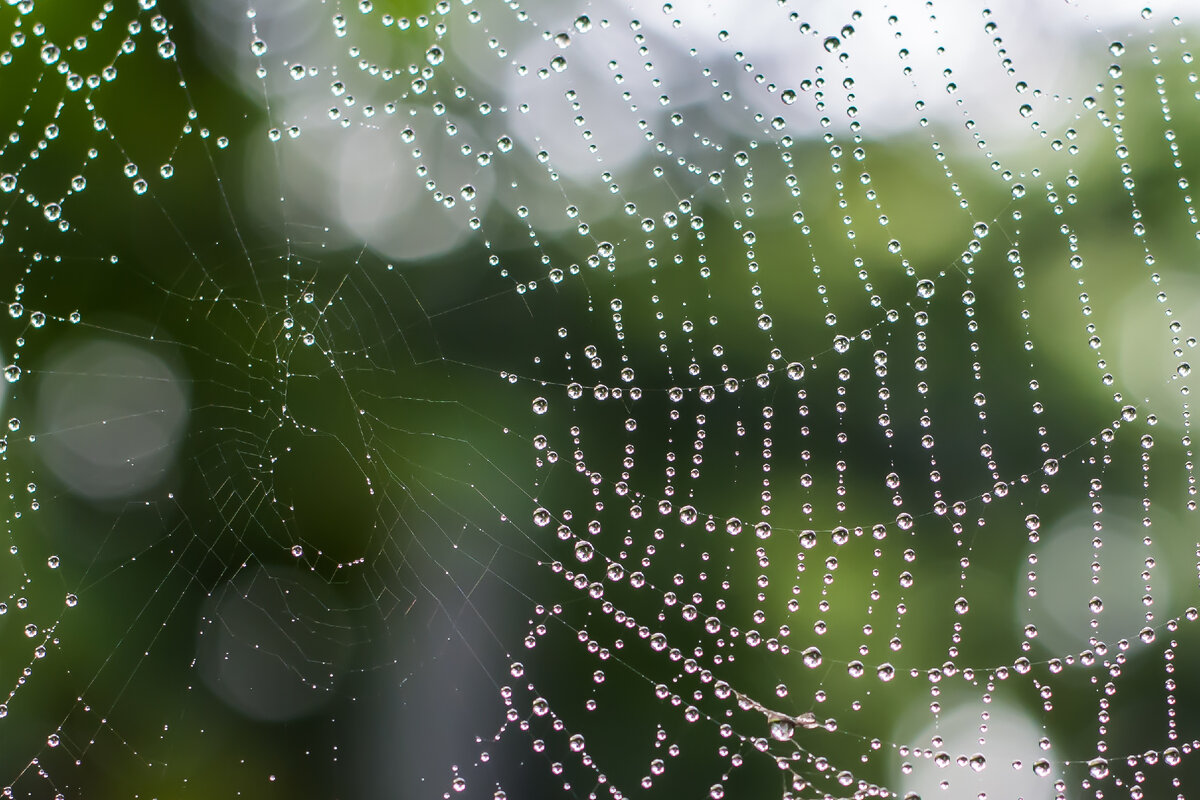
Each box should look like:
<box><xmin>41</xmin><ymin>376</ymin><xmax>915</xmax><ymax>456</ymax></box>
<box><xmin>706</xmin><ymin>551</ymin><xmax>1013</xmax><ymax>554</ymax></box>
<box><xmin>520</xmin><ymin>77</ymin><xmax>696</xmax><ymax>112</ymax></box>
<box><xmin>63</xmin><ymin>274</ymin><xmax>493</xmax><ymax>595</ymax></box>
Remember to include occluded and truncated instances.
<box><xmin>574</xmin><ymin>541</ymin><xmax>594</xmax><ymax>562</ymax></box>
<box><xmin>532</xmin><ymin>397</ymin><xmax>549</xmax><ymax>414</ymax></box>
<box><xmin>803</xmin><ymin>647</ymin><xmax>822</xmax><ymax>668</ymax></box>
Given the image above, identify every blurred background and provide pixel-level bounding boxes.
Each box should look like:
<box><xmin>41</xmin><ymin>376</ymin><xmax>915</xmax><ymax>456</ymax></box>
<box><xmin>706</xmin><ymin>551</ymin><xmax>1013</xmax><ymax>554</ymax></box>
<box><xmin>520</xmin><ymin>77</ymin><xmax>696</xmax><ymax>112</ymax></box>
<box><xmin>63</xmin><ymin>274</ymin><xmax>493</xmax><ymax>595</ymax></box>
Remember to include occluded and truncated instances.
<box><xmin>1</xmin><ymin>1</ymin><xmax>1200</xmax><ymax>798</ymax></box>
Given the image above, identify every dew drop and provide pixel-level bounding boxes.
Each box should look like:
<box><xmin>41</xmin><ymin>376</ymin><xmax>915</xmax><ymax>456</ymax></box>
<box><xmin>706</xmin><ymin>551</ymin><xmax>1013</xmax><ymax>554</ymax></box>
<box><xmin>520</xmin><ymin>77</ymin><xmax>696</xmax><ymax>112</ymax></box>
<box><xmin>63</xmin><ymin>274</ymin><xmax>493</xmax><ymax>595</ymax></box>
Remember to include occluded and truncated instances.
<box><xmin>803</xmin><ymin>646</ymin><xmax>822</xmax><ymax>668</ymax></box>
<box><xmin>769</xmin><ymin>718</ymin><xmax>794</xmax><ymax>741</ymax></box>
<box><xmin>574</xmin><ymin>541</ymin><xmax>594</xmax><ymax>563</ymax></box>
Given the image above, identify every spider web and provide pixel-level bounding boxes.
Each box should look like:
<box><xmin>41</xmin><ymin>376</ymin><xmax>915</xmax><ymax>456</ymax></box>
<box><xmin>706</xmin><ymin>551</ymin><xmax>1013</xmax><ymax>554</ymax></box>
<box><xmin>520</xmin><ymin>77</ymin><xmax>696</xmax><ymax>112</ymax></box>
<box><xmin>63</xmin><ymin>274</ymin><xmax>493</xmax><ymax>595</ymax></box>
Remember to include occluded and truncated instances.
<box><xmin>1</xmin><ymin>1</ymin><xmax>1199</xmax><ymax>799</ymax></box>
